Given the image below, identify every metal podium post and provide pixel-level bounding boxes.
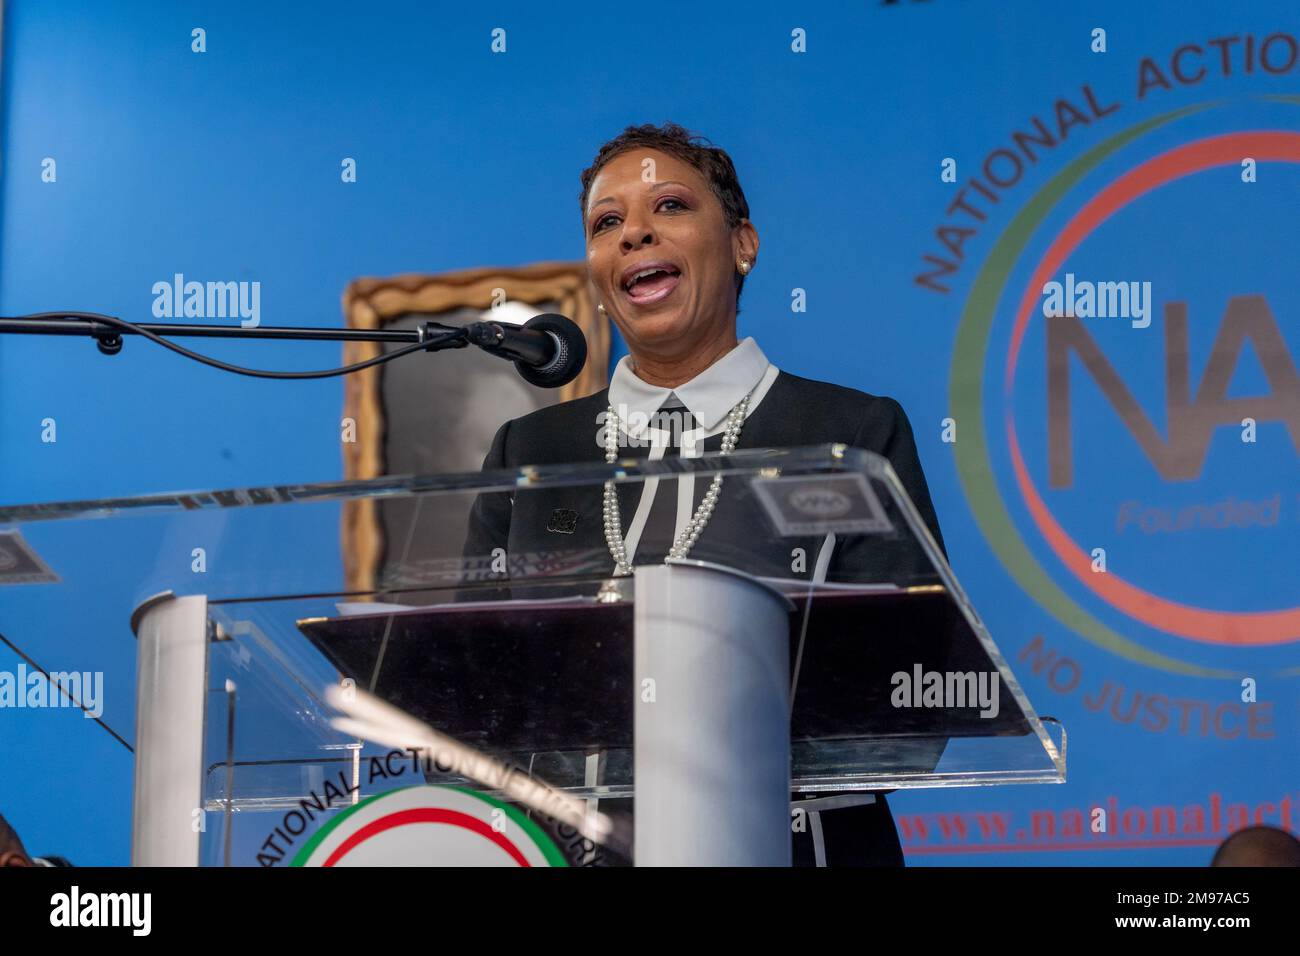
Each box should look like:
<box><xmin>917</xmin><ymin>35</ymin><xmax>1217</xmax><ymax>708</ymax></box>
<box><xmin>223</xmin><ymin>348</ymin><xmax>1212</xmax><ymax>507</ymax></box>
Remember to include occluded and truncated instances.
<box><xmin>633</xmin><ymin>562</ymin><xmax>793</xmax><ymax>866</ymax></box>
<box><xmin>131</xmin><ymin>593</ymin><xmax>208</xmax><ymax>866</ymax></box>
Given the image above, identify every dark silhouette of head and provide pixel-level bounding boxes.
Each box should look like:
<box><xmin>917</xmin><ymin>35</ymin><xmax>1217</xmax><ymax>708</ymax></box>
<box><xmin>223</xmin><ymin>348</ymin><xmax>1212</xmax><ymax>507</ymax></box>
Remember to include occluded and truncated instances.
<box><xmin>1211</xmin><ymin>825</ymin><xmax>1300</xmax><ymax>867</ymax></box>
<box><xmin>0</xmin><ymin>813</ymin><xmax>34</xmax><ymax>867</ymax></box>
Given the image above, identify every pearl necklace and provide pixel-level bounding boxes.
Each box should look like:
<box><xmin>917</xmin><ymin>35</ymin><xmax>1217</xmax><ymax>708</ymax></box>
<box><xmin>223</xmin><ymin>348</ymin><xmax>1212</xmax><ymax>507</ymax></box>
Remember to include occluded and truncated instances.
<box><xmin>602</xmin><ymin>397</ymin><xmax>749</xmax><ymax>576</ymax></box>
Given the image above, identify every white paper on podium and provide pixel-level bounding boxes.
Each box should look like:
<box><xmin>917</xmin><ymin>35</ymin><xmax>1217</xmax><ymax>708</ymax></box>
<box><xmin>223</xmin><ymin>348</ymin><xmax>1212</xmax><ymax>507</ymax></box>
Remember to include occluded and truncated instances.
<box><xmin>333</xmin><ymin>594</ymin><xmax>600</xmax><ymax>617</ymax></box>
<box><xmin>332</xmin><ymin>578</ymin><xmax>903</xmax><ymax>618</ymax></box>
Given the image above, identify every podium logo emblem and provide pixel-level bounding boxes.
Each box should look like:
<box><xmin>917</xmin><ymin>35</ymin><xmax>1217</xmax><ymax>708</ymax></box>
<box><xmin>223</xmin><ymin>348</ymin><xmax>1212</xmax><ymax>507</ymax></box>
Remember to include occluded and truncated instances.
<box><xmin>752</xmin><ymin>474</ymin><xmax>893</xmax><ymax>536</ymax></box>
<box><xmin>787</xmin><ymin>488</ymin><xmax>853</xmax><ymax>519</ymax></box>
<box><xmin>291</xmin><ymin>785</ymin><xmax>566</xmax><ymax>867</ymax></box>
<box><xmin>0</xmin><ymin>531</ymin><xmax>60</xmax><ymax>584</ymax></box>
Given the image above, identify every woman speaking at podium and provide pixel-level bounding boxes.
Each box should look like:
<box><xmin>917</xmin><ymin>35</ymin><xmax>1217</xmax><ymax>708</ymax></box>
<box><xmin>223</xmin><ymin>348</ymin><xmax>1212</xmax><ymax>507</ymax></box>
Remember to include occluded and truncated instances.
<box><xmin>466</xmin><ymin>122</ymin><xmax>947</xmax><ymax>866</ymax></box>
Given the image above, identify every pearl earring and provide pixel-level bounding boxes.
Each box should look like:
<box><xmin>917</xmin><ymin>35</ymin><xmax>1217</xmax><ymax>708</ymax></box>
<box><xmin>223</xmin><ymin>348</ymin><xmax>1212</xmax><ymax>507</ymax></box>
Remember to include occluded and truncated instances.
<box><xmin>597</xmin><ymin>303</ymin><xmax>607</xmax><ymax>316</ymax></box>
<box><xmin>738</xmin><ymin>259</ymin><xmax>751</xmax><ymax>275</ymax></box>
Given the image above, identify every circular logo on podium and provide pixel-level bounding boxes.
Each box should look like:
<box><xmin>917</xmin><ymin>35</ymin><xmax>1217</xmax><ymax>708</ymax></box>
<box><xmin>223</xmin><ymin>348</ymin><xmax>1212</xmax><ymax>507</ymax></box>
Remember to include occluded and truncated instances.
<box><xmin>788</xmin><ymin>488</ymin><xmax>853</xmax><ymax>519</ymax></box>
<box><xmin>290</xmin><ymin>785</ymin><xmax>567</xmax><ymax>867</ymax></box>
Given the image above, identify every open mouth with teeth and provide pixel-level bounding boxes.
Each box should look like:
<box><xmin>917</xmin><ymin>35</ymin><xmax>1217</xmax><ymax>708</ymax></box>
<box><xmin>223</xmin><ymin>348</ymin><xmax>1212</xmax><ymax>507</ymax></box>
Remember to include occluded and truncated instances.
<box><xmin>622</xmin><ymin>265</ymin><xmax>682</xmax><ymax>305</ymax></box>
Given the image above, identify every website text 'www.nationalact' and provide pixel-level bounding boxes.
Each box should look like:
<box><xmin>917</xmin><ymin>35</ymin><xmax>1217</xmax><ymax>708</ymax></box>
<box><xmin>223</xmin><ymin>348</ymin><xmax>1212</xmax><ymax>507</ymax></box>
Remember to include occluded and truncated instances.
<box><xmin>896</xmin><ymin>789</ymin><xmax>1297</xmax><ymax>855</ymax></box>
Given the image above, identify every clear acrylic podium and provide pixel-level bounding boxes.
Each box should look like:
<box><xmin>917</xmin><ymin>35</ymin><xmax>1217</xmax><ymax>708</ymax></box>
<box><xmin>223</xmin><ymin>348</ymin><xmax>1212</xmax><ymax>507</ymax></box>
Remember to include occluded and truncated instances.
<box><xmin>0</xmin><ymin>444</ymin><xmax>1065</xmax><ymax>866</ymax></box>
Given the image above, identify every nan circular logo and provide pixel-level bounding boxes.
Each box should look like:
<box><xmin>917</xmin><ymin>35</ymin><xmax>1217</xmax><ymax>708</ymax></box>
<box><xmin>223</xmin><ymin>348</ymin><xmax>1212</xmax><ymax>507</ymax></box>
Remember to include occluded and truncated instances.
<box><xmin>947</xmin><ymin>97</ymin><xmax>1300</xmax><ymax>677</ymax></box>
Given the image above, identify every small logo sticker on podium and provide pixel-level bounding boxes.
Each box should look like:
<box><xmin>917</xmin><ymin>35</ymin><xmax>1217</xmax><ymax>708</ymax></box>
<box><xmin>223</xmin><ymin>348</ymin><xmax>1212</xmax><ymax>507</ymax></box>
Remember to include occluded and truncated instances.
<box><xmin>752</xmin><ymin>474</ymin><xmax>893</xmax><ymax>536</ymax></box>
<box><xmin>0</xmin><ymin>530</ymin><xmax>59</xmax><ymax>584</ymax></box>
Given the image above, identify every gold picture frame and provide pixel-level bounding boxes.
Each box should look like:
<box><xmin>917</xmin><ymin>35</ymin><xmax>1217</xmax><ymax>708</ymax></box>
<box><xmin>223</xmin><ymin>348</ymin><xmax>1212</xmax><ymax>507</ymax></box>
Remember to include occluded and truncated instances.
<box><xmin>339</xmin><ymin>261</ymin><xmax>609</xmax><ymax>593</ymax></box>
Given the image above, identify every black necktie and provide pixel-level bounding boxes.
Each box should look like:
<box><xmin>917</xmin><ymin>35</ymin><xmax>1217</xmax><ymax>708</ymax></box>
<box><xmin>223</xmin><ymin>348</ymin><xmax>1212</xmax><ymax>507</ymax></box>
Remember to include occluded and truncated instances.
<box><xmin>636</xmin><ymin>400</ymin><xmax>700</xmax><ymax>563</ymax></box>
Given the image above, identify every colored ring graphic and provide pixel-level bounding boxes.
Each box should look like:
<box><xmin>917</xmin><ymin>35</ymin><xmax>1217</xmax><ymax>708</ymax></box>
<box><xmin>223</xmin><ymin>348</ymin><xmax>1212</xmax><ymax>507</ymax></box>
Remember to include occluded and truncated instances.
<box><xmin>948</xmin><ymin>101</ymin><xmax>1300</xmax><ymax>677</ymax></box>
<box><xmin>1004</xmin><ymin>131</ymin><xmax>1300</xmax><ymax>645</ymax></box>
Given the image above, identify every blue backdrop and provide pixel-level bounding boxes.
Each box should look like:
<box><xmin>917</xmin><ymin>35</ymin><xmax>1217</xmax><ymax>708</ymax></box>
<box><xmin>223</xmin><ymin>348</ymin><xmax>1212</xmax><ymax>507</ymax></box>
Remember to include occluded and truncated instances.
<box><xmin>1</xmin><ymin>0</ymin><xmax>1296</xmax><ymax>864</ymax></box>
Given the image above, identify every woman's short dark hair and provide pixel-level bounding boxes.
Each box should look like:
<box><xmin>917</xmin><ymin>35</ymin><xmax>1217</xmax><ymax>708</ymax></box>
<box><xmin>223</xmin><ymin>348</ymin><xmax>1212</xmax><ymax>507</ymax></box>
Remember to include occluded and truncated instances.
<box><xmin>579</xmin><ymin>122</ymin><xmax>751</xmax><ymax>303</ymax></box>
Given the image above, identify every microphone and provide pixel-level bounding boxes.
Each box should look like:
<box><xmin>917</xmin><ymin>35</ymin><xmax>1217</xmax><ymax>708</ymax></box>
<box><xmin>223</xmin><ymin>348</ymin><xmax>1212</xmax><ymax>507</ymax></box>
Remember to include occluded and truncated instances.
<box><xmin>464</xmin><ymin>312</ymin><xmax>587</xmax><ymax>388</ymax></box>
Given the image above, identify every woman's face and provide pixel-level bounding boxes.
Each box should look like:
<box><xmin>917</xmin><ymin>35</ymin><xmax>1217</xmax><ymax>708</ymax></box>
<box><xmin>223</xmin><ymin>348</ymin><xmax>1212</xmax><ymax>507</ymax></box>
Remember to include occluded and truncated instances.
<box><xmin>585</xmin><ymin>148</ymin><xmax>757</xmax><ymax>363</ymax></box>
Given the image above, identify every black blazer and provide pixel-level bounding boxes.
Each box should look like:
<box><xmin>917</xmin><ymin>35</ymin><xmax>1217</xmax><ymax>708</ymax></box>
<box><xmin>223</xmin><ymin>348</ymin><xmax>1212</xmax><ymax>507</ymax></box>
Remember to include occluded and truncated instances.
<box><xmin>461</xmin><ymin>369</ymin><xmax>948</xmax><ymax>866</ymax></box>
<box><xmin>465</xmin><ymin>369</ymin><xmax>947</xmax><ymax>580</ymax></box>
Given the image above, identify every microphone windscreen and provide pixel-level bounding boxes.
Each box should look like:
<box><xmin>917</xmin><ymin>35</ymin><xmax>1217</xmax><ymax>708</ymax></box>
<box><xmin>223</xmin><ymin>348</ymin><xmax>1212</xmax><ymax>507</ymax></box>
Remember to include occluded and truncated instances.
<box><xmin>515</xmin><ymin>313</ymin><xmax>587</xmax><ymax>388</ymax></box>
